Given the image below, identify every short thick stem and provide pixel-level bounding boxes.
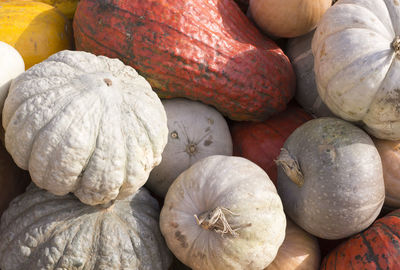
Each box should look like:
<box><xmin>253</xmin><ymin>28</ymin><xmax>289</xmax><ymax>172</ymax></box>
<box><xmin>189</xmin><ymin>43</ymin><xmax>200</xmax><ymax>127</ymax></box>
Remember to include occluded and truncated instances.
<box><xmin>275</xmin><ymin>148</ymin><xmax>304</xmax><ymax>187</ymax></box>
<box><xmin>392</xmin><ymin>36</ymin><xmax>400</xmax><ymax>56</ymax></box>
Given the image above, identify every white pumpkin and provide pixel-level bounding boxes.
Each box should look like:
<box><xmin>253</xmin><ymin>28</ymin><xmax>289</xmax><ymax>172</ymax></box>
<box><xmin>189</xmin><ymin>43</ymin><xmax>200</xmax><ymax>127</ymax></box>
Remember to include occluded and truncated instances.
<box><xmin>312</xmin><ymin>0</ymin><xmax>400</xmax><ymax>140</ymax></box>
<box><xmin>0</xmin><ymin>184</ymin><xmax>172</xmax><ymax>270</ymax></box>
<box><xmin>160</xmin><ymin>155</ymin><xmax>286</xmax><ymax>270</ymax></box>
<box><xmin>2</xmin><ymin>50</ymin><xmax>168</xmax><ymax>205</ymax></box>
<box><xmin>0</xmin><ymin>41</ymin><xmax>24</xmax><ymax>113</ymax></box>
<box><xmin>146</xmin><ymin>98</ymin><xmax>232</xmax><ymax>198</ymax></box>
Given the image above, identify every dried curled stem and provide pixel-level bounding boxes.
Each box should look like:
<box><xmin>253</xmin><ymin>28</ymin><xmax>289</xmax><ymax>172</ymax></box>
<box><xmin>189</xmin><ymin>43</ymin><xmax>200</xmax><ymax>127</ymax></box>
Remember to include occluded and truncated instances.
<box><xmin>275</xmin><ymin>148</ymin><xmax>304</xmax><ymax>187</ymax></box>
<box><xmin>194</xmin><ymin>207</ymin><xmax>250</xmax><ymax>238</ymax></box>
<box><xmin>393</xmin><ymin>36</ymin><xmax>400</xmax><ymax>56</ymax></box>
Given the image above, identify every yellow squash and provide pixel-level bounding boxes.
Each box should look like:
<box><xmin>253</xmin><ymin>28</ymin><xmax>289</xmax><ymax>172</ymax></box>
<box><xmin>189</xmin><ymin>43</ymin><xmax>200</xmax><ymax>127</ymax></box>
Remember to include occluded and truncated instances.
<box><xmin>0</xmin><ymin>1</ymin><xmax>73</xmax><ymax>69</ymax></box>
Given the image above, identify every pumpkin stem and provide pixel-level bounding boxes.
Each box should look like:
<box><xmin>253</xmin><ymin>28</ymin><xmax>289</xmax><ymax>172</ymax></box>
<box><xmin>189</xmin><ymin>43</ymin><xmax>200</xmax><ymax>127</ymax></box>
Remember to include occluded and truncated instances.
<box><xmin>194</xmin><ymin>206</ymin><xmax>250</xmax><ymax>238</ymax></box>
<box><xmin>392</xmin><ymin>36</ymin><xmax>400</xmax><ymax>56</ymax></box>
<box><xmin>275</xmin><ymin>148</ymin><xmax>304</xmax><ymax>187</ymax></box>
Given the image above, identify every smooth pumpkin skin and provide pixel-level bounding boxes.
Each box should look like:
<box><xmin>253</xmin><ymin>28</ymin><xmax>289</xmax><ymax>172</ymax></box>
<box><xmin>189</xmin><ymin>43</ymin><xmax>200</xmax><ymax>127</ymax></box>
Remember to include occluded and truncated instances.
<box><xmin>146</xmin><ymin>98</ymin><xmax>232</xmax><ymax>198</ymax></box>
<box><xmin>0</xmin><ymin>1</ymin><xmax>73</xmax><ymax>69</ymax></box>
<box><xmin>249</xmin><ymin>0</ymin><xmax>331</xmax><ymax>38</ymax></box>
<box><xmin>277</xmin><ymin>117</ymin><xmax>384</xmax><ymax>239</ymax></box>
<box><xmin>0</xmin><ymin>185</ymin><xmax>172</xmax><ymax>270</ymax></box>
<box><xmin>73</xmin><ymin>0</ymin><xmax>296</xmax><ymax>121</ymax></box>
<box><xmin>286</xmin><ymin>31</ymin><xmax>334</xmax><ymax>117</ymax></box>
<box><xmin>373</xmin><ymin>138</ymin><xmax>400</xmax><ymax>207</ymax></box>
<box><xmin>230</xmin><ymin>104</ymin><xmax>313</xmax><ymax>184</ymax></box>
<box><xmin>312</xmin><ymin>0</ymin><xmax>400</xmax><ymax>140</ymax></box>
<box><xmin>321</xmin><ymin>209</ymin><xmax>400</xmax><ymax>269</ymax></box>
<box><xmin>0</xmin><ymin>141</ymin><xmax>30</xmax><ymax>216</ymax></box>
<box><xmin>266</xmin><ymin>219</ymin><xmax>320</xmax><ymax>270</ymax></box>
<box><xmin>3</xmin><ymin>50</ymin><xmax>168</xmax><ymax>206</ymax></box>
<box><xmin>160</xmin><ymin>155</ymin><xmax>286</xmax><ymax>270</ymax></box>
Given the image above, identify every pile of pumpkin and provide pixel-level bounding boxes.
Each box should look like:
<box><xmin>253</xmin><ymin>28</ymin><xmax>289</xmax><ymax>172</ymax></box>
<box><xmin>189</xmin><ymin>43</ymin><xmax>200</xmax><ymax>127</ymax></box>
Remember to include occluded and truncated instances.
<box><xmin>0</xmin><ymin>0</ymin><xmax>400</xmax><ymax>269</ymax></box>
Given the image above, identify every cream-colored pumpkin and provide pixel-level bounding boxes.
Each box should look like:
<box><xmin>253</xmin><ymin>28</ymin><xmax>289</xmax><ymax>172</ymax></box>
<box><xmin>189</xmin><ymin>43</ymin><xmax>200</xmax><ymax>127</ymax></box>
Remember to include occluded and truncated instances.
<box><xmin>146</xmin><ymin>98</ymin><xmax>233</xmax><ymax>198</ymax></box>
<box><xmin>265</xmin><ymin>219</ymin><xmax>320</xmax><ymax>270</ymax></box>
<box><xmin>2</xmin><ymin>50</ymin><xmax>168</xmax><ymax>206</ymax></box>
<box><xmin>0</xmin><ymin>184</ymin><xmax>172</xmax><ymax>270</ymax></box>
<box><xmin>160</xmin><ymin>155</ymin><xmax>286</xmax><ymax>270</ymax></box>
<box><xmin>312</xmin><ymin>0</ymin><xmax>400</xmax><ymax>140</ymax></box>
<box><xmin>249</xmin><ymin>0</ymin><xmax>331</xmax><ymax>38</ymax></box>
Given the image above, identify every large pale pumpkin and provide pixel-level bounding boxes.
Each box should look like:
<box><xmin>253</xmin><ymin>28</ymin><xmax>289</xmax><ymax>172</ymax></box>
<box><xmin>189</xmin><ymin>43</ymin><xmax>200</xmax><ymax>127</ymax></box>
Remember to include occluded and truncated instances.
<box><xmin>2</xmin><ymin>50</ymin><xmax>168</xmax><ymax>206</ymax></box>
<box><xmin>146</xmin><ymin>98</ymin><xmax>233</xmax><ymax>198</ymax></box>
<box><xmin>249</xmin><ymin>0</ymin><xmax>331</xmax><ymax>38</ymax></box>
<box><xmin>160</xmin><ymin>155</ymin><xmax>286</xmax><ymax>270</ymax></box>
<box><xmin>266</xmin><ymin>219</ymin><xmax>320</xmax><ymax>270</ymax></box>
<box><xmin>0</xmin><ymin>184</ymin><xmax>172</xmax><ymax>270</ymax></box>
<box><xmin>373</xmin><ymin>138</ymin><xmax>400</xmax><ymax>208</ymax></box>
<box><xmin>312</xmin><ymin>0</ymin><xmax>400</xmax><ymax>140</ymax></box>
<box><xmin>276</xmin><ymin>117</ymin><xmax>384</xmax><ymax>239</ymax></box>
<box><xmin>0</xmin><ymin>1</ymin><xmax>73</xmax><ymax>69</ymax></box>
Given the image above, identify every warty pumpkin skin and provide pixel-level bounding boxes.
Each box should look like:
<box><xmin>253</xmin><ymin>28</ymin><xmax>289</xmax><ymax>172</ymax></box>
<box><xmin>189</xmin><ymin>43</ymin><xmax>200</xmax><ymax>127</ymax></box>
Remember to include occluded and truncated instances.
<box><xmin>73</xmin><ymin>0</ymin><xmax>296</xmax><ymax>122</ymax></box>
<box><xmin>146</xmin><ymin>98</ymin><xmax>233</xmax><ymax>198</ymax></box>
<box><xmin>249</xmin><ymin>0</ymin><xmax>331</xmax><ymax>38</ymax></box>
<box><xmin>373</xmin><ymin>138</ymin><xmax>400</xmax><ymax>208</ymax></box>
<box><xmin>0</xmin><ymin>184</ymin><xmax>172</xmax><ymax>270</ymax></box>
<box><xmin>2</xmin><ymin>50</ymin><xmax>168</xmax><ymax>206</ymax></box>
<box><xmin>286</xmin><ymin>31</ymin><xmax>334</xmax><ymax>118</ymax></box>
<box><xmin>0</xmin><ymin>1</ymin><xmax>73</xmax><ymax>69</ymax></box>
<box><xmin>160</xmin><ymin>155</ymin><xmax>286</xmax><ymax>270</ymax></box>
<box><xmin>276</xmin><ymin>117</ymin><xmax>385</xmax><ymax>239</ymax></box>
<box><xmin>312</xmin><ymin>0</ymin><xmax>400</xmax><ymax>140</ymax></box>
<box><xmin>230</xmin><ymin>104</ymin><xmax>313</xmax><ymax>184</ymax></box>
<box><xmin>266</xmin><ymin>219</ymin><xmax>320</xmax><ymax>270</ymax></box>
<box><xmin>321</xmin><ymin>209</ymin><xmax>400</xmax><ymax>270</ymax></box>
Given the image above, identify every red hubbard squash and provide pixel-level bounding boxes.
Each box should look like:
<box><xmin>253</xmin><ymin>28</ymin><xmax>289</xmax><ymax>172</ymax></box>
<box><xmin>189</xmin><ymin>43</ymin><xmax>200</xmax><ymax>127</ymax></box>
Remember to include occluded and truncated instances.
<box><xmin>73</xmin><ymin>0</ymin><xmax>295</xmax><ymax>121</ymax></box>
<box><xmin>230</xmin><ymin>104</ymin><xmax>313</xmax><ymax>184</ymax></box>
<box><xmin>321</xmin><ymin>209</ymin><xmax>400</xmax><ymax>269</ymax></box>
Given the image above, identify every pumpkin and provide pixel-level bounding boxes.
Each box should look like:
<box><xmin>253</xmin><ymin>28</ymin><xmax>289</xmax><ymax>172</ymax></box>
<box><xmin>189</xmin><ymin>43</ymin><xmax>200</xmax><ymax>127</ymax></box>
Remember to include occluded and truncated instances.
<box><xmin>248</xmin><ymin>0</ymin><xmax>331</xmax><ymax>38</ymax></box>
<box><xmin>146</xmin><ymin>98</ymin><xmax>233</xmax><ymax>198</ymax></box>
<box><xmin>0</xmin><ymin>1</ymin><xmax>73</xmax><ymax>69</ymax></box>
<box><xmin>321</xmin><ymin>209</ymin><xmax>400</xmax><ymax>269</ymax></box>
<box><xmin>312</xmin><ymin>0</ymin><xmax>400</xmax><ymax>140</ymax></box>
<box><xmin>0</xmin><ymin>140</ymin><xmax>30</xmax><ymax>216</ymax></box>
<box><xmin>160</xmin><ymin>155</ymin><xmax>286</xmax><ymax>270</ymax></box>
<box><xmin>373</xmin><ymin>138</ymin><xmax>400</xmax><ymax>208</ymax></box>
<box><xmin>286</xmin><ymin>31</ymin><xmax>334</xmax><ymax>117</ymax></box>
<box><xmin>0</xmin><ymin>184</ymin><xmax>172</xmax><ymax>270</ymax></box>
<box><xmin>266</xmin><ymin>219</ymin><xmax>320</xmax><ymax>270</ymax></box>
<box><xmin>276</xmin><ymin>117</ymin><xmax>384</xmax><ymax>239</ymax></box>
<box><xmin>230</xmin><ymin>104</ymin><xmax>313</xmax><ymax>184</ymax></box>
<box><xmin>2</xmin><ymin>50</ymin><xmax>168</xmax><ymax>206</ymax></box>
<box><xmin>73</xmin><ymin>0</ymin><xmax>296</xmax><ymax>122</ymax></box>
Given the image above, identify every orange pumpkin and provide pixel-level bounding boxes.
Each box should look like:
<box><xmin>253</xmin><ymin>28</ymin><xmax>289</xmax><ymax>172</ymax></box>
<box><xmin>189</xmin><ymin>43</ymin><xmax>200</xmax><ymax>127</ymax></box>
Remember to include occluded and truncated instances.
<box><xmin>321</xmin><ymin>209</ymin><xmax>400</xmax><ymax>269</ymax></box>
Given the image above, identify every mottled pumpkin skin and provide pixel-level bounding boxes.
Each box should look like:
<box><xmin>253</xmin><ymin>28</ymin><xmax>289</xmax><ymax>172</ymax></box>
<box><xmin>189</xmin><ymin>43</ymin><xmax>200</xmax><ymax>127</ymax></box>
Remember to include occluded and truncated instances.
<box><xmin>321</xmin><ymin>209</ymin><xmax>400</xmax><ymax>270</ymax></box>
<box><xmin>73</xmin><ymin>0</ymin><xmax>295</xmax><ymax>121</ymax></box>
<box><xmin>230</xmin><ymin>104</ymin><xmax>313</xmax><ymax>184</ymax></box>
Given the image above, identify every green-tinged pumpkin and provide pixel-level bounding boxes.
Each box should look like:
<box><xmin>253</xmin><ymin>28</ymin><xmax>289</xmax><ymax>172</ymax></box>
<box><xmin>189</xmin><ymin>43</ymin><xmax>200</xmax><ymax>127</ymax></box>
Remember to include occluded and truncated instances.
<box><xmin>321</xmin><ymin>209</ymin><xmax>400</xmax><ymax>269</ymax></box>
<box><xmin>73</xmin><ymin>0</ymin><xmax>295</xmax><ymax>121</ymax></box>
<box><xmin>276</xmin><ymin>117</ymin><xmax>384</xmax><ymax>239</ymax></box>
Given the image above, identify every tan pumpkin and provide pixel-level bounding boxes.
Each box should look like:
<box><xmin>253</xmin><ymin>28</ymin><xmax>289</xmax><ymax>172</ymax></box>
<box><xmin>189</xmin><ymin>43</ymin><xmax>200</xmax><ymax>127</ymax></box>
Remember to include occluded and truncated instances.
<box><xmin>374</xmin><ymin>138</ymin><xmax>400</xmax><ymax>208</ymax></box>
<box><xmin>249</xmin><ymin>0</ymin><xmax>331</xmax><ymax>38</ymax></box>
<box><xmin>265</xmin><ymin>219</ymin><xmax>320</xmax><ymax>270</ymax></box>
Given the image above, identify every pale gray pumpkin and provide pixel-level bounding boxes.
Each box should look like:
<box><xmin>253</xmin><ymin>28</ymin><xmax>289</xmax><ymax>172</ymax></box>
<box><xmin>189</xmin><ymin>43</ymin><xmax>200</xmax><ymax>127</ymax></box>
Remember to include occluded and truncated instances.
<box><xmin>146</xmin><ymin>98</ymin><xmax>232</xmax><ymax>198</ymax></box>
<box><xmin>0</xmin><ymin>184</ymin><xmax>172</xmax><ymax>270</ymax></box>
<box><xmin>312</xmin><ymin>0</ymin><xmax>400</xmax><ymax>140</ymax></box>
<box><xmin>2</xmin><ymin>50</ymin><xmax>168</xmax><ymax>205</ymax></box>
<box><xmin>160</xmin><ymin>155</ymin><xmax>286</xmax><ymax>270</ymax></box>
<box><xmin>286</xmin><ymin>30</ymin><xmax>333</xmax><ymax>118</ymax></box>
<box><xmin>276</xmin><ymin>117</ymin><xmax>384</xmax><ymax>239</ymax></box>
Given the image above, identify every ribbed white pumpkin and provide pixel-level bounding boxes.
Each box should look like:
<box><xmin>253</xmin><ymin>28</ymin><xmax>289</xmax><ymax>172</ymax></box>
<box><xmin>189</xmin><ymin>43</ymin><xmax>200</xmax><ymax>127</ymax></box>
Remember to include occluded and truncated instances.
<box><xmin>160</xmin><ymin>155</ymin><xmax>286</xmax><ymax>270</ymax></box>
<box><xmin>0</xmin><ymin>41</ymin><xmax>24</xmax><ymax>112</ymax></box>
<box><xmin>0</xmin><ymin>184</ymin><xmax>172</xmax><ymax>270</ymax></box>
<box><xmin>312</xmin><ymin>0</ymin><xmax>400</xmax><ymax>140</ymax></box>
<box><xmin>2</xmin><ymin>50</ymin><xmax>168</xmax><ymax>205</ymax></box>
<box><xmin>146</xmin><ymin>98</ymin><xmax>233</xmax><ymax>198</ymax></box>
